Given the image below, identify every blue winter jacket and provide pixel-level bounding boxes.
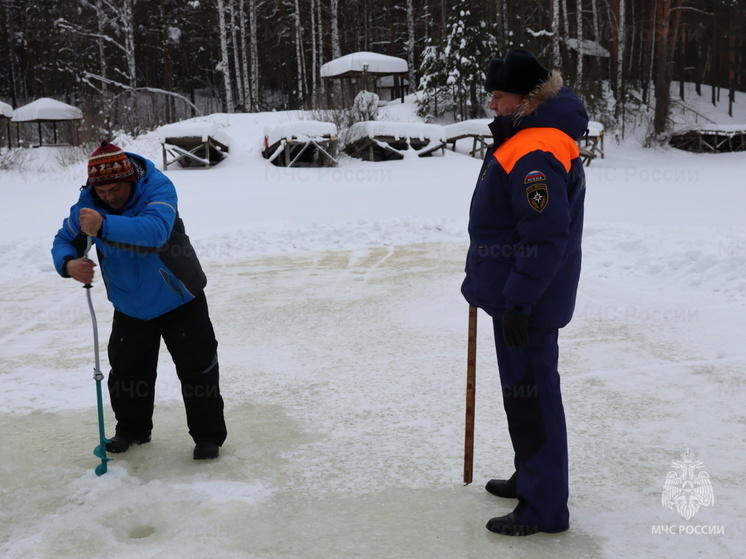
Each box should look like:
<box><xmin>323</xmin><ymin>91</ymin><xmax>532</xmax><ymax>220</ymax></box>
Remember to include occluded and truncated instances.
<box><xmin>52</xmin><ymin>154</ymin><xmax>207</xmax><ymax>320</ymax></box>
<box><xmin>461</xmin><ymin>78</ymin><xmax>588</xmax><ymax>328</ymax></box>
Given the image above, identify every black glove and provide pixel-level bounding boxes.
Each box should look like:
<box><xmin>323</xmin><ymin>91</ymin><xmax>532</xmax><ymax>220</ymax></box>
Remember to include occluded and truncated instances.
<box><xmin>502</xmin><ymin>309</ymin><xmax>529</xmax><ymax>349</ymax></box>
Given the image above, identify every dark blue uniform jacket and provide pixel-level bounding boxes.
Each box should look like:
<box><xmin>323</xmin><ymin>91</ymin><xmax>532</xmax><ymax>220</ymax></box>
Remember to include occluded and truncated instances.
<box><xmin>461</xmin><ymin>86</ymin><xmax>588</xmax><ymax>328</ymax></box>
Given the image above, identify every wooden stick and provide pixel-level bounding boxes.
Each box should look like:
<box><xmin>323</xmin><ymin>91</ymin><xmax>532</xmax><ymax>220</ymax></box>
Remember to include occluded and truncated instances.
<box><xmin>464</xmin><ymin>305</ymin><xmax>477</xmax><ymax>485</ymax></box>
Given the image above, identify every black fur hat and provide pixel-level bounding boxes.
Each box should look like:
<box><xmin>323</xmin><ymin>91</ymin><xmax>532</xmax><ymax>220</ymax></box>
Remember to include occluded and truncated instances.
<box><xmin>484</xmin><ymin>49</ymin><xmax>550</xmax><ymax>95</ymax></box>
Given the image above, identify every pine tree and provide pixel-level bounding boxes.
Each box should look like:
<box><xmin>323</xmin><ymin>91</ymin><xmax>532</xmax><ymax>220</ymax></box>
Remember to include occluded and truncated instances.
<box><xmin>415</xmin><ymin>40</ymin><xmax>447</xmax><ymax>119</ymax></box>
<box><xmin>440</xmin><ymin>0</ymin><xmax>497</xmax><ymax>119</ymax></box>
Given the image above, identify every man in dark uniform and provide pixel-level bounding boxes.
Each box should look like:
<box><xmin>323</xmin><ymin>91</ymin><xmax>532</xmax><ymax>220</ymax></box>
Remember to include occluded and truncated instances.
<box><xmin>52</xmin><ymin>140</ymin><xmax>227</xmax><ymax>460</ymax></box>
<box><xmin>461</xmin><ymin>49</ymin><xmax>588</xmax><ymax>535</ymax></box>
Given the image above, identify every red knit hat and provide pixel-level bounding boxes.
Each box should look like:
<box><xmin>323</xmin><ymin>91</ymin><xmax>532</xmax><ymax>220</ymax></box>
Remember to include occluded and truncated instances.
<box><xmin>87</xmin><ymin>140</ymin><xmax>136</xmax><ymax>186</ymax></box>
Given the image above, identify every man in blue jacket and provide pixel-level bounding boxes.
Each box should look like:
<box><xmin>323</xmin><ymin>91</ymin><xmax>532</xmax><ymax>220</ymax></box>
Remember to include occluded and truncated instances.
<box><xmin>52</xmin><ymin>140</ymin><xmax>227</xmax><ymax>460</ymax></box>
<box><xmin>462</xmin><ymin>49</ymin><xmax>588</xmax><ymax>535</ymax></box>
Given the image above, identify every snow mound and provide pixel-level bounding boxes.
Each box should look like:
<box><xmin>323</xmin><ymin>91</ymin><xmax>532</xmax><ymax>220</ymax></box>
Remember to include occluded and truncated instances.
<box><xmin>669</xmin><ymin>82</ymin><xmax>746</xmax><ymax>126</ymax></box>
<box><xmin>673</xmin><ymin>123</ymin><xmax>746</xmax><ymax>135</ymax></box>
<box><xmin>11</xmin><ymin>98</ymin><xmax>83</xmax><ymax>122</ymax></box>
<box><xmin>443</xmin><ymin>119</ymin><xmax>492</xmax><ymax>138</ymax></box>
<box><xmin>157</xmin><ymin>122</ymin><xmax>231</xmax><ymax>147</ymax></box>
<box><xmin>587</xmin><ymin>120</ymin><xmax>604</xmax><ymax>136</ymax></box>
<box><xmin>264</xmin><ymin>120</ymin><xmax>337</xmax><ymax>146</ymax></box>
<box><xmin>347</xmin><ymin>121</ymin><xmax>445</xmax><ymax>144</ymax></box>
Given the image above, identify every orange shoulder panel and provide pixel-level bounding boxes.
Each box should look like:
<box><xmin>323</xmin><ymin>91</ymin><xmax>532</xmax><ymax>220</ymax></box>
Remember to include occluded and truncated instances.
<box><xmin>492</xmin><ymin>127</ymin><xmax>580</xmax><ymax>174</ymax></box>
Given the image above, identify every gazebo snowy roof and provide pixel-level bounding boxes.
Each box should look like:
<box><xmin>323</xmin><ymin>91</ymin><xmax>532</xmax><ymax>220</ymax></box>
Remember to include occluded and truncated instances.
<box><xmin>320</xmin><ymin>52</ymin><xmax>408</xmax><ymax>78</ymax></box>
<box><xmin>564</xmin><ymin>38</ymin><xmax>610</xmax><ymax>58</ymax></box>
<box><xmin>11</xmin><ymin>98</ymin><xmax>83</xmax><ymax>122</ymax></box>
<box><xmin>0</xmin><ymin>101</ymin><xmax>13</xmax><ymax>118</ymax></box>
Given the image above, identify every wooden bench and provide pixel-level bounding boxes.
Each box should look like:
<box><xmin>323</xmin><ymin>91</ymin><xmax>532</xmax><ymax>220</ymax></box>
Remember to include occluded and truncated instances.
<box><xmin>344</xmin><ymin>121</ymin><xmax>445</xmax><ymax>161</ymax></box>
<box><xmin>161</xmin><ymin>135</ymin><xmax>229</xmax><ymax>169</ymax></box>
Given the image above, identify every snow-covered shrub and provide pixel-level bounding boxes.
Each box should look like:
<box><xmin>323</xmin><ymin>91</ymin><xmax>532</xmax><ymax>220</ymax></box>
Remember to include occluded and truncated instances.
<box><xmin>352</xmin><ymin>90</ymin><xmax>379</xmax><ymax>122</ymax></box>
<box><xmin>55</xmin><ymin>144</ymin><xmax>96</xmax><ymax>167</ymax></box>
<box><xmin>0</xmin><ymin>148</ymin><xmax>29</xmax><ymax>170</ymax></box>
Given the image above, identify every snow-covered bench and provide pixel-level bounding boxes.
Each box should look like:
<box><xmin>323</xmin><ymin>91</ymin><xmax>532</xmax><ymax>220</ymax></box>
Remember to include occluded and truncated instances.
<box><xmin>579</xmin><ymin>120</ymin><xmax>604</xmax><ymax>164</ymax></box>
<box><xmin>344</xmin><ymin>121</ymin><xmax>445</xmax><ymax>161</ymax></box>
<box><xmin>443</xmin><ymin>119</ymin><xmax>493</xmax><ymax>159</ymax></box>
<box><xmin>263</xmin><ymin>120</ymin><xmax>338</xmax><ymax>167</ymax></box>
<box><xmin>159</xmin><ymin>122</ymin><xmax>230</xmax><ymax>169</ymax></box>
<box><xmin>670</xmin><ymin>124</ymin><xmax>746</xmax><ymax>153</ymax></box>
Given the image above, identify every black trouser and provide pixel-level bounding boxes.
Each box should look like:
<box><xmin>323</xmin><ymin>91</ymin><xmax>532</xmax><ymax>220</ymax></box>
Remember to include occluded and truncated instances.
<box><xmin>492</xmin><ymin>319</ymin><xmax>568</xmax><ymax>532</ymax></box>
<box><xmin>107</xmin><ymin>292</ymin><xmax>227</xmax><ymax>445</ymax></box>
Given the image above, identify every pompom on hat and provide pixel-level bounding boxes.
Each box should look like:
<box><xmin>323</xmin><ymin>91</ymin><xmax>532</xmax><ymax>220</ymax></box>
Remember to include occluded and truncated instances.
<box><xmin>484</xmin><ymin>49</ymin><xmax>550</xmax><ymax>95</ymax></box>
<box><xmin>87</xmin><ymin>140</ymin><xmax>136</xmax><ymax>187</ymax></box>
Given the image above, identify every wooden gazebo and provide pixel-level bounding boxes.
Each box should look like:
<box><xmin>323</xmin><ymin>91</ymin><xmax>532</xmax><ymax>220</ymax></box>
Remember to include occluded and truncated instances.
<box><xmin>11</xmin><ymin>98</ymin><xmax>83</xmax><ymax>147</ymax></box>
<box><xmin>320</xmin><ymin>51</ymin><xmax>409</xmax><ymax>105</ymax></box>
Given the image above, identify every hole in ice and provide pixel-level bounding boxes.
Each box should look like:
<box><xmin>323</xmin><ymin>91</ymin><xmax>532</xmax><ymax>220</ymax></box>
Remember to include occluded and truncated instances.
<box><xmin>128</xmin><ymin>525</ymin><xmax>156</xmax><ymax>539</ymax></box>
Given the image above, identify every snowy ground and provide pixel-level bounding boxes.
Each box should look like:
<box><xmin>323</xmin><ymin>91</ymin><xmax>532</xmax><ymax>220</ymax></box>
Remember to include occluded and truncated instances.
<box><xmin>1</xmin><ymin>101</ymin><xmax>745</xmax><ymax>558</ymax></box>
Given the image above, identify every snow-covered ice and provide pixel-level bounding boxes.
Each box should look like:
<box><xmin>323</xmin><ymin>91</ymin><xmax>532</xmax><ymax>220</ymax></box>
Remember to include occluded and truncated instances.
<box><xmin>1</xmin><ymin>100</ymin><xmax>745</xmax><ymax>558</ymax></box>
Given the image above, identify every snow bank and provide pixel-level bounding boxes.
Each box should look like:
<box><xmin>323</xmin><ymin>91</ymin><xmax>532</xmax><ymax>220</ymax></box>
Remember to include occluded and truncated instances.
<box><xmin>157</xmin><ymin>121</ymin><xmax>231</xmax><ymax>147</ymax></box>
<box><xmin>347</xmin><ymin>121</ymin><xmax>445</xmax><ymax>144</ymax></box>
<box><xmin>0</xmin><ymin>101</ymin><xmax>13</xmax><ymax>118</ymax></box>
<box><xmin>264</xmin><ymin>120</ymin><xmax>337</xmax><ymax>146</ymax></box>
<box><xmin>443</xmin><ymin>119</ymin><xmax>492</xmax><ymax>138</ymax></box>
<box><xmin>669</xmin><ymin>82</ymin><xmax>746</xmax><ymax>126</ymax></box>
<box><xmin>11</xmin><ymin>98</ymin><xmax>83</xmax><ymax>122</ymax></box>
<box><xmin>320</xmin><ymin>51</ymin><xmax>407</xmax><ymax>77</ymax></box>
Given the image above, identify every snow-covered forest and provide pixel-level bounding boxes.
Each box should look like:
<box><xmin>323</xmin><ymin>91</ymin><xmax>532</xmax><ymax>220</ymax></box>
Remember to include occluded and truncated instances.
<box><xmin>0</xmin><ymin>0</ymin><xmax>743</xmax><ymax>141</ymax></box>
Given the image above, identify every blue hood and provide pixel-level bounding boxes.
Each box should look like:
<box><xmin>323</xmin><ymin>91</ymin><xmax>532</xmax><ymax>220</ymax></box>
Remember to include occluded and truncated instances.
<box><xmin>488</xmin><ymin>85</ymin><xmax>589</xmax><ymax>145</ymax></box>
<box><xmin>516</xmin><ymin>86</ymin><xmax>589</xmax><ymax>140</ymax></box>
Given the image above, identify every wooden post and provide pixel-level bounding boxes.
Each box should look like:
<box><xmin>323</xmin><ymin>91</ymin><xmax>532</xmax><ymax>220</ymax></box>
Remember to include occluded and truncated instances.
<box><xmin>464</xmin><ymin>305</ymin><xmax>477</xmax><ymax>485</ymax></box>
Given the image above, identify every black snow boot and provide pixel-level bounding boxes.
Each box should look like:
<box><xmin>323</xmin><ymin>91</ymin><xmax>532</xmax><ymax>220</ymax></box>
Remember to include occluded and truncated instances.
<box><xmin>485</xmin><ymin>512</ymin><xmax>540</xmax><ymax>536</ymax></box>
<box><xmin>485</xmin><ymin>478</ymin><xmax>517</xmax><ymax>498</ymax></box>
<box><xmin>105</xmin><ymin>435</ymin><xmax>151</xmax><ymax>453</ymax></box>
<box><xmin>193</xmin><ymin>441</ymin><xmax>220</xmax><ymax>460</ymax></box>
